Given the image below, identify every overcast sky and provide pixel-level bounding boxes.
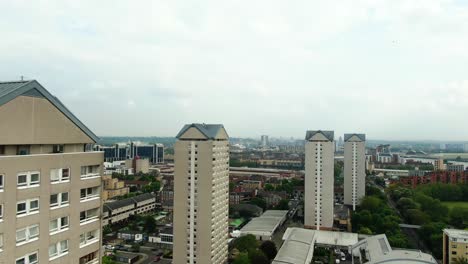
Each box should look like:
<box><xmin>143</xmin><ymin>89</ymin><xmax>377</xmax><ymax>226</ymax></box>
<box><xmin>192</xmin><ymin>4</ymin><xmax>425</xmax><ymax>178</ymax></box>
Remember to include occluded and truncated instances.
<box><xmin>1</xmin><ymin>1</ymin><xmax>467</xmax><ymax>140</ymax></box>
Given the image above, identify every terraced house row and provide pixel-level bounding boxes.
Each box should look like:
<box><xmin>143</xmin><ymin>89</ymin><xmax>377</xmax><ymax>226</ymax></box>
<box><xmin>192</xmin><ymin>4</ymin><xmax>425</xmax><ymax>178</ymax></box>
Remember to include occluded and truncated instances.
<box><xmin>0</xmin><ymin>80</ymin><xmax>103</xmax><ymax>264</ymax></box>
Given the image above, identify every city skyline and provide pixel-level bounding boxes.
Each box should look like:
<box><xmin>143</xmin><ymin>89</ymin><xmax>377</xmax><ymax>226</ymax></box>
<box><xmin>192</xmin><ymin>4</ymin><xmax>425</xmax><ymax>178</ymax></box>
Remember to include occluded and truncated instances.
<box><xmin>1</xmin><ymin>1</ymin><xmax>468</xmax><ymax>141</ymax></box>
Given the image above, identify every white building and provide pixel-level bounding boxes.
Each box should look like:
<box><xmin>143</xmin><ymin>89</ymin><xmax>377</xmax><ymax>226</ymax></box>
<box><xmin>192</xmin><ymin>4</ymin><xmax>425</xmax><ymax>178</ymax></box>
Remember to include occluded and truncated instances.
<box><xmin>344</xmin><ymin>133</ymin><xmax>366</xmax><ymax>211</ymax></box>
<box><xmin>304</xmin><ymin>130</ymin><xmax>335</xmax><ymax>230</ymax></box>
<box><xmin>173</xmin><ymin>124</ymin><xmax>230</xmax><ymax>264</ymax></box>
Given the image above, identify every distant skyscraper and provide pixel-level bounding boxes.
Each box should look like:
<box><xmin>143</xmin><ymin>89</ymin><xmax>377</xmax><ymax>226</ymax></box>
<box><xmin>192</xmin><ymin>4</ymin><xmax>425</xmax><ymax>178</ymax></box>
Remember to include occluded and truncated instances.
<box><xmin>338</xmin><ymin>136</ymin><xmax>343</xmax><ymax>147</ymax></box>
<box><xmin>344</xmin><ymin>133</ymin><xmax>366</xmax><ymax>211</ymax></box>
<box><xmin>173</xmin><ymin>124</ymin><xmax>230</xmax><ymax>264</ymax></box>
<box><xmin>304</xmin><ymin>130</ymin><xmax>335</xmax><ymax>230</ymax></box>
<box><xmin>261</xmin><ymin>135</ymin><xmax>269</xmax><ymax>148</ymax></box>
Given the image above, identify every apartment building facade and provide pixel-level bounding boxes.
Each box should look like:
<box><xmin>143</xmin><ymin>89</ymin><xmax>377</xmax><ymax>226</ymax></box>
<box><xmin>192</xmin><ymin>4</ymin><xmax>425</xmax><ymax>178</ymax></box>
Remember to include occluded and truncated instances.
<box><xmin>173</xmin><ymin>124</ymin><xmax>230</xmax><ymax>264</ymax></box>
<box><xmin>344</xmin><ymin>133</ymin><xmax>366</xmax><ymax>211</ymax></box>
<box><xmin>443</xmin><ymin>229</ymin><xmax>468</xmax><ymax>264</ymax></box>
<box><xmin>0</xmin><ymin>80</ymin><xmax>103</xmax><ymax>264</ymax></box>
<box><xmin>304</xmin><ymin>130</ymin><xmax>335</xmax><ymax>230</ymax></box>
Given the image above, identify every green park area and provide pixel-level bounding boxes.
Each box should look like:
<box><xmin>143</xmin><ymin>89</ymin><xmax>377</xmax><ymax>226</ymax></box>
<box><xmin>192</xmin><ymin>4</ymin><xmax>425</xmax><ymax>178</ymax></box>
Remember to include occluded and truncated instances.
<box><xmin>442</xmin><ymin>201</ymin><xmax>468</xmax><ymax>210</ymax></box>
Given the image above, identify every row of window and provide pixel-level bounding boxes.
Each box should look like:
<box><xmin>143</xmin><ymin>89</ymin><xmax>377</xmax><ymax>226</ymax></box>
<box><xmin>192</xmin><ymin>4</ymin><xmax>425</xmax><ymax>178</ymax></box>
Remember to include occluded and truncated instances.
<box><xmin>0</xmin><ymin>166</ymin><xmax>100</xmax><ymax>190</ymax></box>
<box><xmin>7</xmin><ymin>230</ymin><xmax>99</xmax><ymax>263</ymax></box>
<box><xmin>13</xmin><ymin>188</ymin><xmax>99</xmax><ymax>217</ymax></box>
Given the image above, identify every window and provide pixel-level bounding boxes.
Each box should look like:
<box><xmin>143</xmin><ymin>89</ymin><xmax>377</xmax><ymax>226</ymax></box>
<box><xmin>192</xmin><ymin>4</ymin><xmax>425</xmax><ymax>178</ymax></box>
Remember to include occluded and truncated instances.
<box><xmin>80</xmin><ymin>208</ymin><xmax>99</xmax><ymax>224</ymax></box>
<box><xmin>16</xmin><ymin>224</ymin><xmax>39</xmax><ymax>245</ymax></box>
<box><xmin>17</xmin><ymin>171</ymin><xmax>40</xmax><ymax>188</ymax></box>
<box><xmin>52</xmin><ymin>144</ymin><xmax>64</xmax><ymax>153</ymax></box>
<box><xmin>17</xmin><ymin>198</ymin><xmax>39</xmax><ymax>216</ymax></box>
<box><xmin>0</xmin><ymin>204</ymin><xmax>2</xmax><ymax>221</ymax></box>
<box><xmin>0</xmin><ymin>145</ymin><xmax>4</xmax><ymax>155</ymax></box>
<box><xmin>16</xmin><ymin>145</ymin><xmax>30</xmax><ymax>155</ymax></box>
<box><xmin>50</xmin><ymin>192</ymin><xmax>69</xmax><ymax>208</ymax></box>
<box><xmin>79</xmin><ymin>251</ymin><xmax>98</xmax><ymax>264</ymax></box>
<box><xmin>80</xmin><ymin>229</ymin><xmax>99</xmax><ymax>247</ymax></box>
<box><xmin>80</xmin><ymin>187</ymin><xmax>100</xmax><ymax>201</ymax></box>
<box><xmin>49</xmin><ymin>239</ymin><xmax>69</xmax><ymax>259</ymax></box>
<box><xmin>0</xmin><ymin>174</ymin><xmax>3</xmax><ymax>190</ymax></box>
<box><xmin>80</xmin><ymin>165</ymin><xmax>99</xmax><ymax>178</ymax></box>
<box><xmin>16</xmin><ymin>252</ymin><xmax>38</xmax><ymax>264</ymax></box>
<box><xmin>50</xmin><ymin>168</ymin><xmax>70</xmax><ymax>183</ymax></box>
<box><xmin>0</xmin><ymin>233</ymin><xmax>3</xmax><ymax>251</ymax></box>
<box><xmin>50</xmin><ymin>216</ymin><xmax>69</xmax><ymax>234</ymax></box>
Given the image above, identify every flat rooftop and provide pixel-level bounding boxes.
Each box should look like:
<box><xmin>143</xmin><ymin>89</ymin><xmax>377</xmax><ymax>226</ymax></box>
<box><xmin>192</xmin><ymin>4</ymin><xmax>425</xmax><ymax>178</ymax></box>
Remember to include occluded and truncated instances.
<box><xmin>272</xmin><ymin>228</ymin><xmax>315</xmax><ymax>264</ymax></box>
<box><xmin>443</xmin><ymin>228</ymin><xmax>468</xmax><ymax>240</ymax></box>
<box><xmin>352</xmin><ymin>234</ymin><xmax>437</xmax><ymax>264</ymax></box>
<box><xmin>240</xmin><ymin>210</ymin><xmax>288</xmax><ymax>236</ymax></box>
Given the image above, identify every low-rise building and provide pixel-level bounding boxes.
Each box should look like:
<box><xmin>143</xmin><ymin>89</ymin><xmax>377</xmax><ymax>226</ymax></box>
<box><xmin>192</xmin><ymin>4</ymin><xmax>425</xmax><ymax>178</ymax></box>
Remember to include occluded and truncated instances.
<box><xmin>102</xmin><ymin>174</ymin><xmax>130</xmax><ymax>200</ymax></box>
<box><xmin>447</xmin><ymin>164</ymin><xmax>465</xmax><ymax>172</ymax></box>
<box><xmin>103</xmin><ymin>193</ymin><xmax>157</xmax><ymax>226</ymax></box>
<box><xmin>148</xmin><ymin>227</ymin><xmax>173</xmax><ymax>249</ymax></box>
<box><xmin>117</xmin><ymin>230</ymin><xmax>144</xmax><ymax>242</ymax></box>
<box><xmin>239</xmin><ymin>210</ymin><xmax>288</xmax><ymax>240</ymax></box>
<box><xmin>443</xmin><ymin>229</ymin><xmax>468</xmax><ymax>264</ymax></box>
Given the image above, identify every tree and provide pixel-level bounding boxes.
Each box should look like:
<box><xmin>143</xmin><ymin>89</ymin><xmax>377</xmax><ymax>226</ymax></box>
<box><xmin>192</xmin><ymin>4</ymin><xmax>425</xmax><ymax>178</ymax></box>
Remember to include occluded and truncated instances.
<box><xmin>131</xmin><ymin>243</ymin><xmax>140</xmax><ymax>252</ymax></box>
<box><xmin>405</xmin><ymin>209</ymin><xmax>430</xmax><ymax>225</ymax></box>
<box><xmin>396</xmin><ymin>197</ymin><xmax>418</xmax><ymax>212</ymax></box>
<box><xmin>102</xmin><ymin>256</ymin><xmax>118</xmax><ymax>264</ymax></box>
<box><xmin>143</xmin><ymin>181</ymin><xmax>160</xmax><ymax>193</ymax></box>
<box><xmin>144</xmin><ymin>215</ymin><xmax>157</xmax><ymax>233</ymax></box>
<box><xmin>234</xmin><ymin>235</ymin><xmax>258</xmax><ymax>253</ymax></box>
<box><xmin>449</xmin><ymin>207</ymin><xmax>468</xmax><ymax>228</ymax></box>
<box><xmin>249</xmin><ymin>197</ymin><xmax>267</xmax><ymax>211</ymax></box>
<box><xmin>275</xmin><ymin>199</ymin><xmax>289</xmax><ymax>210</ymax></box>
<box><xmin>233</xmin><ymin>252</ymin><xmax>250</xmax><ymax>264</ymax></box>
<box><xmin>249</xmin><ymin>250</ymin><xmax>269</xmax><ymax>264</ymax></box>
<box><xmin>360</xmin><ymin>196</ymin><xmax>382</xmax><ymax>212</ymax></box>
<box><xmin>358</xmin><ymin>227</ymin><xmax>373</xmax><ymax>235</ymax></box>
<box><xmin>259</xmin><ymin>241</ymin><xmax>277</xmax><ymax>260</ymax></box>
<box><xmin>264</xmin><ymin>184</ymin><xmax>275</xmax><ymax>191</ymax></box>
<box><xmin>103</xmin><ymin>225</ymin><xmax>112</xmax><ymax>235</ymax></box>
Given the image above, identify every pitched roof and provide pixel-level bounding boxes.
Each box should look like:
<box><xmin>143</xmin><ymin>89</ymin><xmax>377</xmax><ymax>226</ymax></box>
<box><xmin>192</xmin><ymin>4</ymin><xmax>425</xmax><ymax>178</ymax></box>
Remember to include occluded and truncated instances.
<box><xmin>305</xmin><ymin>130</ymin><xmax>334</xmax><ymax>141</ymax></box>
<box><xmin>131</xmin><ymin>193</ymin><xmax>155</xmax><ymax>203</ymax></box>
<box><xmin>0</xmin><ymin>80</ymin><xmax>99</xmax><ymax>142</ymax></box>
<box><xmin>175</xmin><ymin>123</ymin><xmax>227</xmax><ymax>139</ymax></box>
<box><xmin>104</xmin><ymin>198</ymin><xmax>135</xmax><ymax>211</ymax></box>
<box><xmin>104</xmin><ymin>193</ymin><xmax>156</xmax><ymax>211</ymax></box>
<box><xmin>344</xmin><ymin>133</ymin><xmax>366</xmax><ymax>142</ymax></box>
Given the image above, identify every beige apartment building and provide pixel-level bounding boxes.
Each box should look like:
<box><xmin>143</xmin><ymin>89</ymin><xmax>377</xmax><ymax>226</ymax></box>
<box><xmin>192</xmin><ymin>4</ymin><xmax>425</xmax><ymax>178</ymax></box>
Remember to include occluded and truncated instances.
<box><xmin>0</xmin><ymin>80</ymin><xmax>103</xmax><ymax>264</ymax></box>
<box><xmin>344</xmin><ymin>133</ymin><xmax>366</xmax><ymax>211</ymax></box>
<box><xmin>173</xmin><ymin>124</ymin><xmax>230</xmax><ymax>264</ymax></box>
<box><xmin>304</xmin><ymin>130</ymin><xmax>335</xmax><ymax>230</ymax></box>
<box><xmin>443</xmin><ymin>229</ymin><xmax>468</xmax><ymax>264</ymax></box>
<box><xmin>102</xmin><ymin>175</ymin><xmax>129</xmax><ymax>201</ymax></box>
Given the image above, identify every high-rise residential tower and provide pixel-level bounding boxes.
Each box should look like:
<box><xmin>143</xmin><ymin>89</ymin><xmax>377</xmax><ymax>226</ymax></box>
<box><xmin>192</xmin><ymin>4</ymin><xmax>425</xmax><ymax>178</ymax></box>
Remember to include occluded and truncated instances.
<box><xmin>304</xmin><ymin>130</ymin><xmax>335</xmax><ymax>230</ymax></box>
<box><xmin>344</xmin><ymin>133</ymin><xmax>366</xmax><ymax>211</ymax></box>
<box><xmin>173</xmin><ymin>124</ymin><xmax>230</xmax><ymax>264</ymax></box>
<box><xmin>0</xmin><ymin>80</ymin><xmax>103</xmax><ymax>264</ymax></box>
<box><xmin>261</xmin><ymin>135</ymin><xmax>269</xmax><ymax>148</ymax></box>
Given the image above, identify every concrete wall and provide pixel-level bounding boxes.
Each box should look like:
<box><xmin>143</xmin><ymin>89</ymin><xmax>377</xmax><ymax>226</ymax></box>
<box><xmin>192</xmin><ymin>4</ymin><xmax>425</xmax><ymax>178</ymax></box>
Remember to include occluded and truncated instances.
<box><xmin>305</xmin><ymin>138</ymin><xmax>335</xmax><ymax>229</ymax></box>
<box><xmin>344</xmin><ymin>138</ymin><xmax>366</xmax><ymax>209</ymax></box>
<box><xmin>0</xmin><ymin>96</ymin><xmax>94</xmax><ymax>145</ymax></box>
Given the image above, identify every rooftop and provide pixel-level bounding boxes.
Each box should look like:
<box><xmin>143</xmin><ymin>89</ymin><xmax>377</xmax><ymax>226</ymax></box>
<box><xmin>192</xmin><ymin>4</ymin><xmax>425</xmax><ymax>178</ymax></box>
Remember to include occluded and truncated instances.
<box><xmin>444</xmin><ymin>229</ymin><xmax>468</xmax><ymax>240</ymax></box>
<box><xmin>176</xmin><ymin>123</ymin><xmax>228</xmax><ymax>140</ymax></box>
<box><xmin>344</xmin><ymin>133</ymin><xmax>366</xmax><ymax>142</ymax></box>
<box><xmin>272</xmin><ymin>228</ymin><xmax>315</xmax><ymax>264</ymax></box>
<box><xmin>240</xmin><ymin>210</ymin><xmax>288</xmax><ymax>236</ymax></box>
<box><xmin>0</xmin><ymin>80</ymin><xmax>99</xmax><ymax>142</ymax></box>
<box><xmin>352</xmin><ymin>234</ymin><xmax>437</xmax><ymax>264</ymax></box>
<box><xmin>305</xmin><ymin>130</ymin><xmax>334</xmax><ymax>142</ymax></box>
